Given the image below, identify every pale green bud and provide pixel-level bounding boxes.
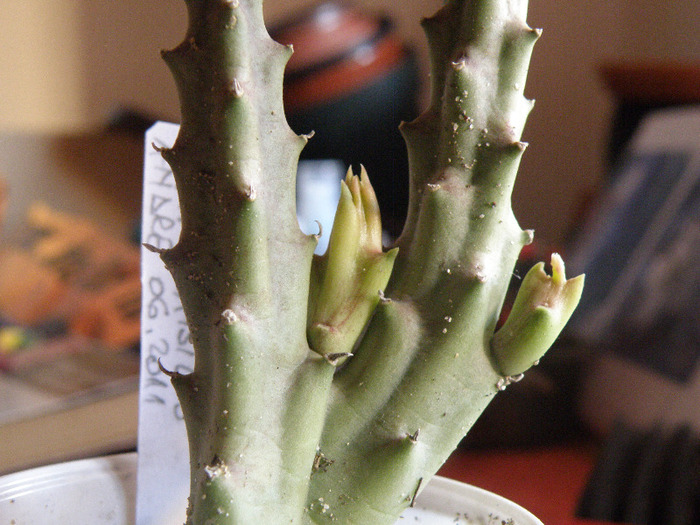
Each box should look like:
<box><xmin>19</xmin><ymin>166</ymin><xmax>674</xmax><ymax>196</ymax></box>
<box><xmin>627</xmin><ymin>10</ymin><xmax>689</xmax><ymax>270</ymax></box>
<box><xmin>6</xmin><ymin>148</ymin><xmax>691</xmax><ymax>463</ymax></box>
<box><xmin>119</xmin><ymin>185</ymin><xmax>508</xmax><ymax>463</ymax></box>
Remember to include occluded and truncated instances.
<box><xmin>308</xmin><ymin>167</ymin><xmax>398</xmax><ymax>363</ymax></box>
<box><xmin>491</xmin><ymin>253</ymin><xmax>584</xmax><ymax>376</ymax></box>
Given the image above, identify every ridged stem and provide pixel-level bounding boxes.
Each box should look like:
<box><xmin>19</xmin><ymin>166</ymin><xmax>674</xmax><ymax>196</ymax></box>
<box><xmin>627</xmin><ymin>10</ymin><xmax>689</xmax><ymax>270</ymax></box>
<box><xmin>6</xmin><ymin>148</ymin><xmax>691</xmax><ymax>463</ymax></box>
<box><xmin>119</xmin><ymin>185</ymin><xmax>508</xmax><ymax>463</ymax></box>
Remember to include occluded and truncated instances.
<box><xmin>155</xmin><ymin>0</ymin><xmax>582</xmax><ymax>523</ymax></box>
<box><xmin>159</xmin><ymin>1</ymin><xmax>329</xmax><ymax>522</ymax></box>
<box><xmin>306</xmin><ymin>1</ymin><xmax>543</xmax><ymax>522</ymax></box>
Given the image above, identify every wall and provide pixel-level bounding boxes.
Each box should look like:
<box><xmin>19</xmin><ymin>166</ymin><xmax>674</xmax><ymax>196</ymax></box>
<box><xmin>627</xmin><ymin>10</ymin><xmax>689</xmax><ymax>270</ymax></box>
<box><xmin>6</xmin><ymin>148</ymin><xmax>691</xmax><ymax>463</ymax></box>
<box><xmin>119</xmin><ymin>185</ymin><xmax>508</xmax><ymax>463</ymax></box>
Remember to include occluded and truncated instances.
<box><xmin>0</xmin><ymin>0</ymin><xmax>697</xmax><ymax>243</ymax></box>
<box><xmin>0</xmin><ymin>2</ymin><xmax>86</xmax><ymax>132</ymax></box>
<box><xmin>622</xmin><ymin>2</ymin><xmax>700</xmax><ymax>62</ymax></box>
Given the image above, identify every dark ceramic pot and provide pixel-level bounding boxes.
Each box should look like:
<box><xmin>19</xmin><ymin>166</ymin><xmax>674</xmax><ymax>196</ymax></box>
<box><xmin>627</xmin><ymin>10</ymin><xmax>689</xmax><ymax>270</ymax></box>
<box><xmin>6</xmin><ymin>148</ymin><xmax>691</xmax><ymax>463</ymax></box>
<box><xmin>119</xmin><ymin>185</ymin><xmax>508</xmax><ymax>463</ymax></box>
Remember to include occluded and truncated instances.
<box><xmin>272</xmin><ymin>1</ymin><xmax>420</xmax><ymax>238</ymax></box>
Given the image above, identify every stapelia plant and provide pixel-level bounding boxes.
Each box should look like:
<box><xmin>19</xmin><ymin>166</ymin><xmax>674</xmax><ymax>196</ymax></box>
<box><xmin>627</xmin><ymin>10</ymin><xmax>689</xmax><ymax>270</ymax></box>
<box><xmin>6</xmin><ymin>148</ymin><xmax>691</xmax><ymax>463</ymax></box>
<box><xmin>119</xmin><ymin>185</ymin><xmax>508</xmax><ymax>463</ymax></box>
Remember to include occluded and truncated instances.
<box><xmin>151</xmin><ymin>0</ymin><xmax>584</xmax><ymax>523</ymax></box>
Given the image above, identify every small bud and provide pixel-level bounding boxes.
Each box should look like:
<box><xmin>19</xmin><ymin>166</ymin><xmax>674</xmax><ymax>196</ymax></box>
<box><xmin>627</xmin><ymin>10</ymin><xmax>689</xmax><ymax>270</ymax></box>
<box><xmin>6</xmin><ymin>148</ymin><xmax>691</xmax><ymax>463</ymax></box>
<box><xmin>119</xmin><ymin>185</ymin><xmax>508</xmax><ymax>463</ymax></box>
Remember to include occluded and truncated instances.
<box><xmin>308</xmin><ymin>167</ymin><xmax>398</xmax><ymax>357</ymax></box>
<box><xmin>491</xmin><ymin>253</ymin><xmax>584</xmax><ymax>376</ymax></box>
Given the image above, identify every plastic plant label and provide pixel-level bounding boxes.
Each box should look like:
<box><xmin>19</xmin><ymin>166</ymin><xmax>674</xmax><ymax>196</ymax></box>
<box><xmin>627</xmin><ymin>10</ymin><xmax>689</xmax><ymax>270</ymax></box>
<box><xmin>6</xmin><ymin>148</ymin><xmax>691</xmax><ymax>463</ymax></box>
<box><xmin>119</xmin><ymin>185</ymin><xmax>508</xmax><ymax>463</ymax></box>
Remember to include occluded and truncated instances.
<box><xmin>137</xmin><ymin>122</ymin><xmax>190</xmax><ymax>525</ymax></box>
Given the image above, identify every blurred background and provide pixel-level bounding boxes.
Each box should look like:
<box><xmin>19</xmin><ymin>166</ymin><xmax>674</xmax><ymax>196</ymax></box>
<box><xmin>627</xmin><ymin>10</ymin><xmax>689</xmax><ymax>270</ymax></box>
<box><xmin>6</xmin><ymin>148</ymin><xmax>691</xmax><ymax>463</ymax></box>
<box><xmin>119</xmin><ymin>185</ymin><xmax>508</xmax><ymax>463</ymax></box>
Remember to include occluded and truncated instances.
<box><xmin>0</xmin><ymin>2</ymin><xmax>698</xmax><ymax>523</ymax></box>
<box><xmin>0</xmin><ymin>0</ymin><xmax>698</xmax><ymax>243</ymax></box>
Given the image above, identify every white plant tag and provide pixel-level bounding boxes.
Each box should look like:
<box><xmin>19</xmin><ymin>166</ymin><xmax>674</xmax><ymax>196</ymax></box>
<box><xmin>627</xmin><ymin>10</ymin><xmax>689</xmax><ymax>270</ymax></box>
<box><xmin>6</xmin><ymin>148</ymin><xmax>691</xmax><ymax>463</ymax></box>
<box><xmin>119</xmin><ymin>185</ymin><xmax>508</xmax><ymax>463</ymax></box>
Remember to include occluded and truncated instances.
<box><xmin>137</xmin><ymin>121</ymin><xmax>190</xmax><ymax>525</ymax></box>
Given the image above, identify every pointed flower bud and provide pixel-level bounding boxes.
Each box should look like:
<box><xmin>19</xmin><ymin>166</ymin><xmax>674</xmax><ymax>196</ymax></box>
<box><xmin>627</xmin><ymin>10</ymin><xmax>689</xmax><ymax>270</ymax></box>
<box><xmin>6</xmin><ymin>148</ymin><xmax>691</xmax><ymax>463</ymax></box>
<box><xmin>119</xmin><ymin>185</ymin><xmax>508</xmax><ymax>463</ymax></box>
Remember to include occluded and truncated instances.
<box><xmin>308</xmin><ymin>167</ymin><xmax>398</xmax><ymax>362</ymax></box>
<box><xmin>491</xmin><ymin>253</ymin><xmax>584</xmax><ymax>376</ymax></box>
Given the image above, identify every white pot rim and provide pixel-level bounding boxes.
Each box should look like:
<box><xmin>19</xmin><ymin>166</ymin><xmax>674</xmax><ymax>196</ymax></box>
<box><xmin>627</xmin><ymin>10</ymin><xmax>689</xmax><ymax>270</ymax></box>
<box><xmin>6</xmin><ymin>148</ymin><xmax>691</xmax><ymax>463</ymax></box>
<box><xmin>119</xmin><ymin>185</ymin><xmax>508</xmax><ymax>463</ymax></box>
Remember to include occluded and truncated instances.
<box><xmin>0</xmin><ymin>453</ymin><xmax>543</xmax><ymax>524</ymax></box>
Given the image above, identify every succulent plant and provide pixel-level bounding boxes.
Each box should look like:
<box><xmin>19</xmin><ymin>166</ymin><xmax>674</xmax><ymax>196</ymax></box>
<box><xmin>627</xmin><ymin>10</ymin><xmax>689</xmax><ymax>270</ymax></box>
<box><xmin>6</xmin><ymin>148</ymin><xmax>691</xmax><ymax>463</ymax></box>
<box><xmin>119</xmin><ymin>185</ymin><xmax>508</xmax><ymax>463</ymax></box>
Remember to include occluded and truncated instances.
<box><xmin>151</xmin><ymin>0</ymin><xmax>583</xmax><ymax>523</ymax></box>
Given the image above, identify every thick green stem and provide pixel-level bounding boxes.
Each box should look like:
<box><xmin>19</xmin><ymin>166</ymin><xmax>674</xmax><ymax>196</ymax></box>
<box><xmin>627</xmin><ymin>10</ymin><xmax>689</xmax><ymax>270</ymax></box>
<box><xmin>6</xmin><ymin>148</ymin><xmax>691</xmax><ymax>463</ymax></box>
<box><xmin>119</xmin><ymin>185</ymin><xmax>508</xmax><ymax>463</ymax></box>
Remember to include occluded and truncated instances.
<box><xmin>305</xmin><ymin>1</ymin><xmax>547</xmax><ymax>522</ymax></box>
<box><xmin>155</xmin><ymin>0</ymin><xmax>582</xmax><ymax>523</ymax></box>
<box><xmin>158</xmin><ymin>1</ymin><xmax>330</xmax><ymax>522</ymax></box>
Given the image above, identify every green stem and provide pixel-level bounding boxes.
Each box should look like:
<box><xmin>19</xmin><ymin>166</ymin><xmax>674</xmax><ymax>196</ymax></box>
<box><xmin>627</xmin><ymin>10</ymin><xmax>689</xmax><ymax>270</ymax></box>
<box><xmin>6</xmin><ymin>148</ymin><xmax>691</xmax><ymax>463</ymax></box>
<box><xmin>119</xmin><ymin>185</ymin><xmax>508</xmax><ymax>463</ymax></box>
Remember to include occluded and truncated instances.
<box><xmin>159</xmin><ymin>1</ymin><xmax>328</xmax><ymax>522</ymax></box>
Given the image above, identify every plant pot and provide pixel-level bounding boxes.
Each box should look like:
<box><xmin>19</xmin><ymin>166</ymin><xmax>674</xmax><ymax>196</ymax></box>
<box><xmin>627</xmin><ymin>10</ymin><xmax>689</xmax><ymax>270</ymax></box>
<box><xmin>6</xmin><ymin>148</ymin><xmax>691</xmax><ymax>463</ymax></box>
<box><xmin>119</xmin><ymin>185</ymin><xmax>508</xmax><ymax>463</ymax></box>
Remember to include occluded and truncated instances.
<box><xmin>0</xmin><ymin>453</ymin><xmax>543</xmax><ymax>524</ymax></box>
